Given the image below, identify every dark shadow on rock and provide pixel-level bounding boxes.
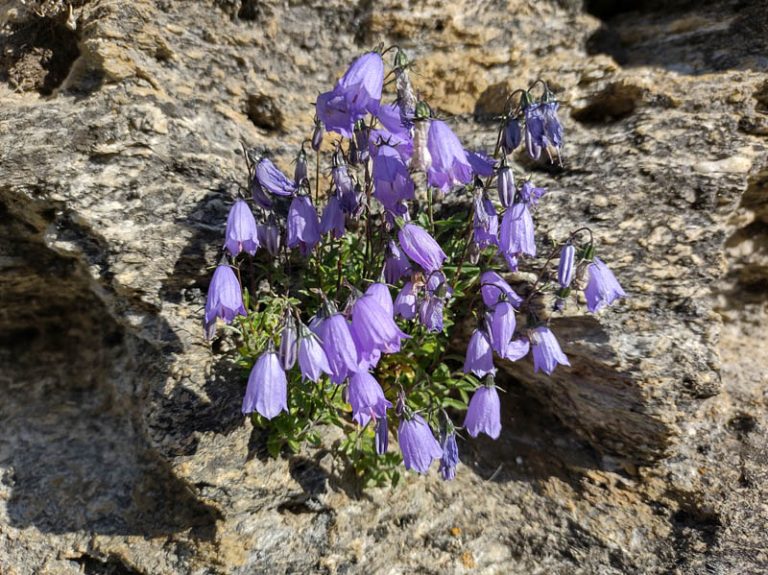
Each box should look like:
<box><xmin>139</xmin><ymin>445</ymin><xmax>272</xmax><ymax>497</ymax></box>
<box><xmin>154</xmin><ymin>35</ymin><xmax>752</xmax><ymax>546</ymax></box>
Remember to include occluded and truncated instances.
<box><xmin>585</xmin><ymin>0</ymin><xmax>768</xmax><ymax>75</ymax></box>
<box><xmin>0</xmin><ymin>195</ymin><xmax>221</xmax><ymax>537</ymax></box>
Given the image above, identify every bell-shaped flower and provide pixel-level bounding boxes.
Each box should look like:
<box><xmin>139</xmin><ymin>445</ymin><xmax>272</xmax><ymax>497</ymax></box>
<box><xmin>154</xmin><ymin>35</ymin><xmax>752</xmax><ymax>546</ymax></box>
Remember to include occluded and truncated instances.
<box><xmin>466</xmin><ymin>150</ymin><xmax>496</xmax><ymax>178</ymax></box>
<box><xmin>287</xmin><ymin>195</ymin><xmax>321</xmax><ymax>256</ymax></box>
<box><xmin>365</xmin><ymin>282</ymin><xmax>394</xmax><ymax>316</ymax></box>
<box><xmin>487</xmin><ymin>302</ymin><xmax>517</xmax><ymax>357</ymax></box>
<box><xmin>501</xmin><ymin>116</ymin><xmax>521</xmax><ymax>154</ymax></box>
<box><xmin>348</xmin><ymin>371</ymin><xmax>392</xmax><ymax>427</ymax></box>
<box><xmin>499</xmin><ymin>203</ymin><xmax>536</xmax><ymax>258</ymax></box>
<box><xmin>438</xmin><ymin>430</ymin><xmax>459</xmax><ymax>480</ymax></box>
<box><xmin>372</xmin><ymin>145</ymin><xmax>415</xmax><ymax>212</ymax></box>
<box><xmin>298</xmin><ymin>330</ymin><xmax>332</xmax><ymax>382</ymax></box>
<box><xmin>224</xmin><ymin>200</ymin><xmax>259</xmax><ymax>257</ymax></box>
<box><xmin>524</xmin><ymin>104</ymin><xmax>546</xmax><ymax>160</ymax></box>
<box><xmin>256</xmin><ymin>223</ymin><xmax>281</xmax><ymax>257</ymax></box>
<box><xmin>204</xmin><ymin>265</ymin><xmax>246</xmax><ymax>339</ymax></box>
<box><xmin>585</xmin><ymin>257</ymin><xmax>626</xmax><ymax>313</ymax></box>
<box><xmin>398</xmin><ymin>223</ymin><xmax>447</xmax><ymax>273</ymax></box>
<box><xmin>558</xmin><ymin>244</ymin><xmax>576</xmax><ymax>289</ymax></box>
<box><xmin>383</xmin><ymin>240</ymin><xmax>412</xmax><ymax>285</ymax></box>
<box><xmin>394</xmin><ymin>281</ymin><xmax>418</xmax><ymax>320</ymax></box>
<box><xmin>242</xmin><ymin>351</ymin><xmax>288</xmax><ymax>420</ymax></box>
<box><xmin>426</xmin><ymin>119</ymin><xmax>473</xmax><ymax>191</ymax></box>
<box><xmin>480</xmin><ymin>271</ymin><xmax>522</xmax><ymax>308</ymax></box>
<box><xmin>320</xmin><ymin>194</ymin><xmax>345</xmax><ymax>239</ymax></box>
<box><xmin>473</xmin><ymin>194</ymin><xmax>498</xmax><ymax>249</ymax></box>
<box><xmin>350</xmin><ymin>293</ymin><xmax>410</xmax><ymax>364</ymax></box>
<box><xmin>530</xmin><ymin>326</ymin><xmax>570</xmax><ymax>375</ymax></box>
<box><xmin>541</xmin><ymin>101</ymin><xmax>564</xmax><ymax>155</ymax></box>
<box><xmin>418</xmin><ymin>271</ymin><xmax>452</xmax><ymax>333</ymax></box>
<box><xmin>251</xmin><ymin>178</ymin><xmax>273</xmax><ymax>210</ymax></box>
<box><xmin>464</xmin><ymin>329</ymin><xmax>495</xmax><ymax>377</ymax></box>
<box><xmin>279</xmin><ymin>315</ymin><xmax>298</xmax><ymax>370</ymax></box>
<box><xmin>256</xmin><ymin>158</ymin><xmax>297</xmax><ymax>197</ymax></box>
<box><xmin>316</xmin><ymin>313</ymin><xmax>359</xmax><ymax>384</ymax></box>
<box><xmin>316</xmin><ymin>52</ymin><xmax>384</xmax><ymax>138</ymax></box>
<box><xmin>398</xmin><ymin>414</ymin><xmax>443</xmax><ymax>474</ymax></box>
<box><xmin>464</xmin><ymin>383</ymin><xmax>501</xmax><ymax>439</ymax></box>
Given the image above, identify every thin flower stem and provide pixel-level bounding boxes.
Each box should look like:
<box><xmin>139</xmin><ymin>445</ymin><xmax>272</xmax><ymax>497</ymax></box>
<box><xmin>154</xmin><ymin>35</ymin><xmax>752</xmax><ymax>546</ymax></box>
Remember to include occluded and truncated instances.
<box><xmin>315</xmin><ymin>147</ymin><xmax>321</xmax><ymax>205</ymax></box>
<box><xmin>427</xmin><ymin>186</ymin><xmax>434</xmax><ymax>232</ymax></box>
<box><xmin>451</xmin><ymin>204</ymin><xmax>476</xmax><ymax>286</ymax></box>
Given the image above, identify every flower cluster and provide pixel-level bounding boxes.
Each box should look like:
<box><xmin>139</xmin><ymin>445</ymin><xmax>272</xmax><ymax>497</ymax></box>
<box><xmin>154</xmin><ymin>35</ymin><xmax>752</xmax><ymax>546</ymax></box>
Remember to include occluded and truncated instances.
<box><xmin>202</xmin><ymin>49</ymin><xmax>626</xmax><ymax>485</ymax></box>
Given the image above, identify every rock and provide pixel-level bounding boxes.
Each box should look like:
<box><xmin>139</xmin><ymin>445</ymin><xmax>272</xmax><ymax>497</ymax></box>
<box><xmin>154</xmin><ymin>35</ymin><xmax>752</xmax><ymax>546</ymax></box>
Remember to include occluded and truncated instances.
<box><xmin>1</xmin><ymin>0</ymin><xmax>767</xmax><ymax>573</ymax></box>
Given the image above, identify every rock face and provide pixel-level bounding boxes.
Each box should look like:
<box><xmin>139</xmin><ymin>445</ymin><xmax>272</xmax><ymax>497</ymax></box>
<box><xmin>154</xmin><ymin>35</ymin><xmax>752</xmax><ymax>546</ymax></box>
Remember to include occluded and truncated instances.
<box><xmin>1</xmin><ymin>0</ymin><xmax>767</xmax><ymax>573</ymax></box>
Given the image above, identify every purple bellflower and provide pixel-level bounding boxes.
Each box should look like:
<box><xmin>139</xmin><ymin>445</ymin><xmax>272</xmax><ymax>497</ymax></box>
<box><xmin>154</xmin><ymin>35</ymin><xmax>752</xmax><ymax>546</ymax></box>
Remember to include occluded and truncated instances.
<box><xmin>287</xmin><ymin>195</ymin><xmax>321</xmax><ymax>256</ymax></box>
<box><xmin>426</xmin><ymin>119</ymin><xmax>473</xmax><ymax>192</ymax></box>
<box><xmin>585</xmin><ymin>257</ymin><xmax>626</xmax><ymax>313</ymax></box>
<box><xmin>298</xmin><ymin>330</ymin><xmax>332</xmax><ymax>382</ymax></box>
<box><xmin>317</xmin><ymin>313</ymin><xmax>359</xmax><ymax>384</ymax></box>
<box><xmin>398</xmin><ymin>223</ymin><xmax>447</xmax><ymax>273</ymax></box>
<box><xmin>541</xmin><ymin>101</ymin><xmax>564</xmax><ymax>159</ymax></box>
<box><xmin>419</xmin><ymin>271</ymin><xmax>452</xmax><ymax>333</ymax></box>
<box><xmin>224</xmin><ymin>199</ymin><xmax>259</xmax><ymax>257</ymax></box>
<box><xmin>320</xmin><ymin>194</ymin><xmax>345</xmax><ymax>239</ymax></box>
<box><xmin>256</xmin><ymin>223</ymin><xmax>281</xmax><ymax>257</ymax></box>
<box><xmin>394</xmin><ymin>280</ymin><xmax>418</xmax><ymax>320</ymax></box>
<box><xmin>375</xmin><ymin>102</ymin><xmax>412</xmax><ymax>142</ymax></box>
<box><xmin>473</xmin><ymin>194</ymin><xmax>499</xmax><ymax>249</ymax></box>
<box><xmin>251</xmin><ymin>178</ymin><xmax>273</xmax><ymax>210</ymax></box>
<box><xmin>480</xmin><ymin>271</ymin><xmax>523</xmax><ymax>308</ymax></box>
<box><xmin>464</xmin><ymin>383</ymin><xmax>501</xmax><ymax>439</ymax></box>
<box><xmin>530</xmin><ymin>326</ymin><xmax>570</xmax><ymax>375</ymax></box>
<box><xmin>350</xmin><ymin>292</ymin><xmax>410</xmax><ymax>364</ymax></box>
<box><xmin>204</xmin><ymin>265</ymin><xmax>246</xmax><ymax>339</ymax></box>
<box><xmin>242</xmin><ymin>351</ymin><xmax>288</xmax><ymax>420</ymax></box>
<box><xmin>372</xmin><ymin>145</ymin><xmax>415</xmax><ymax>212</ymax></box>
<box><xmin>316</xmin><ymin>51</ymin><xmax>385</xmax><ymax>138</ymax></box>
<box><xmin>499</xmin><ymin>202</ymin><xmax>536</xmax><ymax>258</ymax></box>
<box><xmin>488</xmin><ymin>301</ymin><xmax>516</xmax><ymax>357</ymax></box>
<box><xmin>256</xmin><ymin>158</ymin><xmax>297</xmax><ymax>197</ymax></box>
<box><xmin>398</xmin><ymin>414</ymin><xmax>443</xmax><ymax>474</ymax></box>
<box><xmin>439</xmin><ymin>430</ymin><xmax>459</xmax><ymax>481</ymax></box>
<box><xmin>383</xmin><ymin>240</ymin><xmax>412</xmax><ymax>285</ymax></box>
<box><xmin>464</xmin><ymin>329</ymin><xmax>495</xmax><ymax>377</ymax></box>
<box><xmin>348</xmin><ymin>371</ymin><xmax>392</xmax><ymax>427</ymax></box>
<box><xmin>524</xmin><ymin>103</ymin><xmax>546</xmax><ymax>161</ymax></box>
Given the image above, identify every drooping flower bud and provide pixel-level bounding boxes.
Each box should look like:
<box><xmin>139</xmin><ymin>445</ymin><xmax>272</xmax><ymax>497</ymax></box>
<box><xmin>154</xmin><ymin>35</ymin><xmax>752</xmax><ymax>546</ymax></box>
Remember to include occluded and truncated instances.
<box><xmin>320</xmin><ymin>194</ymin><xmax>345</xmax><ymax>239</ymax></box>
<box><xmin>501</xmin><ymin>115</ymin><xmax>522</xmax><ymax>154</ymax></box>
<box><xmin>558</xmin><ymin>244</ymin><xmax>576</xmax><ymax>290</ymax></box>
<box><xmin>316</xmin><ymin>313</ymin><xmax>359</xmax><ymax>384</ymax></box>
<box><xmin>383</xmin><ymin>240</ymin><xmax>412</xmax><ymax>285</ymax></box>
<box><xmin>279</xmin><ymin>314</ymin><xmax>298</xmax><ymax>370</ymax></box>
<box><xmin>497</xmin><ymin>164</ymin><xmax>515</xmax><ymax>208</ymax></box>
<box><xmin>286</xmin><ymin>195</ymin><xmax>321</xmax><ymax>256</ymax></box>
<box><xmin>298</xmin><ymin>329</ymin><xmax>332</xmax><ymax>382</ymax></box>
<box><xmin>427</xmin><ymin>119</ymin><xmax>473</xmax><ymax>192</ymax></box>
<box><xmin>487</xmin><ymin>302</ymin><xmax>516</xmax><ymax>357</ymax></box>
<box><xmin>256</xmin><ymin>222</ymin><xmax>281</xmax><ymax>257</ymax></box>
<box><xmin>348</xmin><ymin>371</ymin><xmax>392</xmax><ymax>427</ymax></box>
<box><xmin>256</xmin><ymin>158</ymin><xmax>297</xmax><ymax>197</ymax></box>
<box><xmin>294</xmin><ymin>148</ymin><xmax>309</xmax><ymax>188</ymax></box>
<box><xmin>438</xmin><ymin>429</ymin><xmax>459</xmax><ymax>481</ymax></box>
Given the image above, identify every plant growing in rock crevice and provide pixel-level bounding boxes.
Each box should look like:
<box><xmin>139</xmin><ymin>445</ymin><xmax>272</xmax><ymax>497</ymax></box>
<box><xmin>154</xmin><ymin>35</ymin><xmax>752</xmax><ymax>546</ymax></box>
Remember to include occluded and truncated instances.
<box><xmin>204</xmin><ymin>48</ymin><xmax>625</xmax><ymax>486</ymax></box>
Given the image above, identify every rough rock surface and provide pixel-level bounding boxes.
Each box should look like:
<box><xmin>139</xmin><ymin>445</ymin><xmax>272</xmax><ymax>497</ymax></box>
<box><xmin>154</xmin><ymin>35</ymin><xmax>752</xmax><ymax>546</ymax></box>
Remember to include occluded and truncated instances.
<box><xmin>0</xmin><ymin>0</ymin><xmax>766</xmax><ymax>573</ymax></box>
